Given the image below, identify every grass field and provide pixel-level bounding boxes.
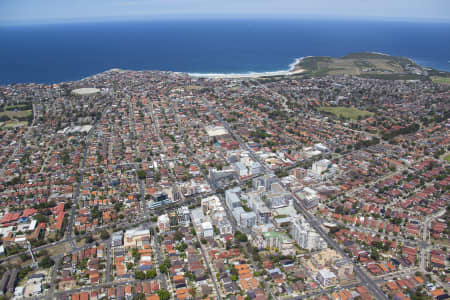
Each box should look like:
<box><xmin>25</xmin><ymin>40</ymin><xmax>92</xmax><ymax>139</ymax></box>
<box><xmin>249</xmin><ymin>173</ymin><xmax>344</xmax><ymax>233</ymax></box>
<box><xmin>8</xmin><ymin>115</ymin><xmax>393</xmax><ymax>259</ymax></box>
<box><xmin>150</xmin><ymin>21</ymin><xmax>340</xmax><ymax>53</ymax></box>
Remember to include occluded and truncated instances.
<box><xmin>0</xmin><ymin>109</ymin><xmax>32</xmax><ymax>118</ymax></box>
<box><xmin>444</xmin><ymin>154</ymin><xmax>450</xmax><ymax>162</ymax></box>
<box><xmin>2</xmin><ymin>121</ymin><xmax>28</xmax><ymax>128</ymax></box>
<box><xmin>0</xmin><ymin>109</ymin><xmax>32</xmax><ymax>128</ymax></box>
<box><xmin>431</xmin><ymin>76</ymin><xmax>450</xmax><ymax>85</ymax></box>
<box><xmin>318</xmin><ymin>106</ymin><xmax>374</xmax><ymax>120</ymax></box>
<box><xmin>295</xmin><ymin>52</ymin><xmax>419</xmax><ymax>77</ymax></box>
<box><xmin>4</xmin><ymin>104</ymin><xmax>30</xmax><ymax>111</ymax></box>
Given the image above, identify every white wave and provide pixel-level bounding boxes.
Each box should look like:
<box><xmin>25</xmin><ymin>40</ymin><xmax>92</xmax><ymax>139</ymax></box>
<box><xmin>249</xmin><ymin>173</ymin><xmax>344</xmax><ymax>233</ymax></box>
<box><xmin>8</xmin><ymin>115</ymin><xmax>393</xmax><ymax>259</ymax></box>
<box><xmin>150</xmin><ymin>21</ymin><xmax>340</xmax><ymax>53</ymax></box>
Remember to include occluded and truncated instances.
<box><xmin>369</xmin><ymin>51</ymin><xmax>390</xmax><ymax>56</ymax></box>
<box><xmin>189</xmin><ymin>57</ymin><xmax>306</xmax><ymax>79</ymax></box>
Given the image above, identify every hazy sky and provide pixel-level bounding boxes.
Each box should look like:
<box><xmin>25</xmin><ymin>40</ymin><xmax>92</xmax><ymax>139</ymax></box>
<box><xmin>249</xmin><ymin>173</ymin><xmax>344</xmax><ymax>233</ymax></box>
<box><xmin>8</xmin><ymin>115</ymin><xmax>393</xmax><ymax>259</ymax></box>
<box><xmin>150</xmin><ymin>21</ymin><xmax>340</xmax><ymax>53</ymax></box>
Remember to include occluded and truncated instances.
<box><xmin>1</xmin><ymin>0</ymin><xmax>450</xmax><ymax>24</ymax></box>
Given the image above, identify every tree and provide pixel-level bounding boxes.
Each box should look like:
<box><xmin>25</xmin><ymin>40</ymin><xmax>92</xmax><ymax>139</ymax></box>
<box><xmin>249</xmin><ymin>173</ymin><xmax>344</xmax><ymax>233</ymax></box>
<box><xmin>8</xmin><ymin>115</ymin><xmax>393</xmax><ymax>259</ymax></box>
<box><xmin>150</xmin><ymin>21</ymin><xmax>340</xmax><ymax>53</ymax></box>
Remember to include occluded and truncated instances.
<box><xmin>234</xmin><ymin>231</ymin><xmax>248</xmax><ymax>242</ymax></box>
<box><xmin>176</xmin><ymin>242</ymin><xmax>188</xmax><ymax>252</ymax></box>
<box><xmin>174</xmin><ymin>231</ymin><xmax>183</xmax><ymax>241</ymax></box>
<box><xmin>133</xmin><ymin>293</ymin><xmax>146</xmax><ymax>300</ymax></box>
<box><xmin>20</xmin><ymin>253</ymin><xmax>31</xmax><ymax>262</ymax></box>
<box><xmin>85</xmin><ymin>235</ymin><xmax>94</xmax><ymax>244</ymax></box>
<box><xmin>137</xmin><ymin>170</ymin><xmax>146</xmax><ymax>179</ymax></box>
<box><xmin>159</xmin><ymin>259</ymin><xmax>171</xmax><ymax>274</ymax></box>
<box><xmin>33</xmin><ymin>213</ymin><xmax>49</xmax><ymax>223</ymax></box>
<box><xmin>134</xmin><ymin>270</ymin><xmax>145</xmax><ymax>280</ymax></box>
<box><xmin>131</xmin><ymin>248</ymin><xmax>141</xmax><ymax>262</ymax></box>
<box><xmin>371</xmin><ymin>248</ymin><xmax>380</xmax><ymax>261</ymax></box>
<box><xmin>114</xmin><ymin>202</ymin><xmax>122</xmax><ymax>213</ymax></box>
<box><xmin>159</xmin><ymin>263</ymin><xmax>168</xmax><ymax>274</ymax></box>
<box><xmin>18</xmin><ymin>266</ymin><xmax>33</xmax><ymax>281</ymax></box>
<box><xmin>39</xmin><ymin>256</ymin><xmax>54</xmax><ymax>268</ymax></box>
<box><xmin>157</xmin><ymin>290</ymin><xmax>170</xmax><ymax>300</ymax></box>
<box><xmin>100</xmin><ymin>230</ymin><xmax>110</xmax><ymax>240</ymax></box>
<box><xmin>146</xmin><ymin>269</ymin><xmax>157</xmax><ymax>279</ymax></box>
<box><xmin>90</xmin><ymin>206</ymin><xmax>102</xmax><ymax>219</ymax></box>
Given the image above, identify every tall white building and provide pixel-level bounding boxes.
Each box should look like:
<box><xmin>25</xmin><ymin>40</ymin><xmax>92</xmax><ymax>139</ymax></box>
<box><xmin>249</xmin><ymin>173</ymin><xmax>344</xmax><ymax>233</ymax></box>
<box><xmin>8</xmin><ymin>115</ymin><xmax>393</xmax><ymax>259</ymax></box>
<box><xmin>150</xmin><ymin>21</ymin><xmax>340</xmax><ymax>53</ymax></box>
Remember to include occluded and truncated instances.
<box><xmin>309</xmin><ymin>159</ymin><xmax>338</xmax><ymax>180</ymax></box>
<box><xmin>201</xmin><ymin>222</ymin><xmax>214</xmax><ymax>238</ymax></box>
<box><xmin>233</xmin><ymin>162</ymin><xmax>248</xmax><ymax>177</ymax></box>
<box><xmin>177</xmin><ymin>206</ymin><xmax>190</xmax><ymax>226</ymax></box>
<box><xmin>296</xmin><ymin>187</ymin><xmax>320</xmax><ymax>209</ymax></box>
<box><xmin>253</xmin><ymin>174</ymin><xmax>277</xmax><ymax>192</ymax></box>
<box><xmin>157</xmin><ymin>214</ymin><xmax>170</xmax><ymax>233</ymax></box>
<box><xmin>311</xmin><ymin>159</ymin><xmax>331</xmax><ymax>175</ymax></box>
<box><xmin>253</xmin><ymin>175</ymin><xmax>291</xmax><ymax>209</ymax></box>
<box><xmin>290</xmin><ymin>216</ymin><xmax>327</xmax><ymax>250</ymax></box>
<box><xmin>317</xmin><ymin>268</ymin><xmax>336</xmax><ymax>286</ymax></box>
<box><xmin>250</xmin><ymin>162</ymin><xmax>263</xmax><ymax>175</ymax></box>
<box><xmin>240</xmin><ymin>211</ymin><xmax>257</xmax><ymax>229</ymax></box>
<box><xmin>232</xmin><ymin>207</ymin><xmax>256</xmax><ymax>229</ymax></box>
<box><xmin>199</xmin><ymin>196</ymin><xmax>233</xmax><ymax>235</ymax></box>
<box><xmin>225</xmin><ymin>187</ymin><xmax>241</xmax><ymax>210</ymax></box>
<box><xmin>246</xmin><ymin>192</ymin><xmax>271</xmax><ymax>224</ymax></box>
<box><xmin>314</xmin><ymin>143</ymin><xmax>330</xmax><ymax>153</ymax></box>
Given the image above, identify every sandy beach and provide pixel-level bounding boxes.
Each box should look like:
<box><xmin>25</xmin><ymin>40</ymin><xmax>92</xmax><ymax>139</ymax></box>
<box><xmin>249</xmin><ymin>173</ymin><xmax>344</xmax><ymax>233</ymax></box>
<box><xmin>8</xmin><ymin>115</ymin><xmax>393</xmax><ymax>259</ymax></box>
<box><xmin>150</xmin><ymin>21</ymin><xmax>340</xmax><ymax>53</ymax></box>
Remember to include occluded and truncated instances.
<box><xmin>189</xmin><ymin>57</ymin><xmax>306</xmax><ymax>79</ymax></box>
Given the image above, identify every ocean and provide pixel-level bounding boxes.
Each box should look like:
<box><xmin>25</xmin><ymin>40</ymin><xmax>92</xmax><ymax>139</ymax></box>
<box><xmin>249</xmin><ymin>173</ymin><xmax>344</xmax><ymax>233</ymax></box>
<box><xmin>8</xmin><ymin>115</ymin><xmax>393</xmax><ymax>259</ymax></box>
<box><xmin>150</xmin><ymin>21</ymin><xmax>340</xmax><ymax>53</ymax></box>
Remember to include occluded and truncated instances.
<box><xmin>0</xmin><ymin>18</ymin><xmax>449</xmax><ymax>85</ymax></box>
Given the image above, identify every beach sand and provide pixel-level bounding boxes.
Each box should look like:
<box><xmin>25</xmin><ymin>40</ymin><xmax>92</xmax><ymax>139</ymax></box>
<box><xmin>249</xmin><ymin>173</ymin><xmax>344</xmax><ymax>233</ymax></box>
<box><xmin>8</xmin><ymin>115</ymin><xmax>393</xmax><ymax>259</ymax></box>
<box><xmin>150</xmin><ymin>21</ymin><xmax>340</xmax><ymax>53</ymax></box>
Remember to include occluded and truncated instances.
<box><xmin>189</xmin><ymin>69</ymin><xmax>305</xmax><ymax>79</ymax></box>
<box><xmin>189</xmin><ymin>57</ymin><xmax>306</xmax><ymax>79</ymax></box>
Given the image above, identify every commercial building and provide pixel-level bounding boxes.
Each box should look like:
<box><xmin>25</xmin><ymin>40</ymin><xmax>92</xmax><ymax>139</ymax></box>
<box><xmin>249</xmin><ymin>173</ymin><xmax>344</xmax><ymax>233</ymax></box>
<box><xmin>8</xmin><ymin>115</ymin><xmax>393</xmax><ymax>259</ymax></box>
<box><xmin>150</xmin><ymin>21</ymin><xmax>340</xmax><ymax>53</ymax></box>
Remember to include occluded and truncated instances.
<box><xmin>225</xmin><ymin>187</ymin><xmax>241</xmax><ymax>210</ymax></box>
<box><xmin>201</xmin><ymin>195</ymin><xmax>233</xmax><ymax>235</ymax></box>
<box><xmin>317</xmin><ymin>268</ymin><xmax>336</xmax><ymax>286</ymax></box>
<box><xmin>290</xmin><ymin>216</ymin><xmax>327</xmax><ymax>250</ymax></box>
<box><xmin>157</xmin><ymin>214</ymin><xmax>170</xmax><ymax>233</ymax></box>
<box><xmin>177</xmin><ymin>206</ymin><xmax>190</xmax><ymax>226</ymax></box>
<box><xmin>123</xmin><ymin>228</ymin><xmax>150</xmax><ymax>249</ymax></box>
<box><xmin>232</xmin><ymin>207</ymin><xmax>256</xmax><ymax>230</ymax></box>
<box><xmin>201</xmin><ymin>222</ymin><xmax>214</xmax><ymax>238</ymax></box>
<box><xmin>112</xmin><ymin>231</ymin><xmax>123</xmax><ymax>248</ymax></box>
<box><xmin>296</xmin><ymin>187</ymin><xmax>320</xmax><ymax>209</ymax></box>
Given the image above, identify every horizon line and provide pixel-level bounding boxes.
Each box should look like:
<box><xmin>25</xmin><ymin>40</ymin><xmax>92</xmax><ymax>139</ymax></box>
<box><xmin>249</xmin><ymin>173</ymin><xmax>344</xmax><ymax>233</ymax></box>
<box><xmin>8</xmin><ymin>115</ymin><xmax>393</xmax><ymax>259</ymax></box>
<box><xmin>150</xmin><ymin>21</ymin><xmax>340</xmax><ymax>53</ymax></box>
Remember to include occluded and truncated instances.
<box><xmin>2</xmin><ymin>14</ymin><xmax>450</xmax><ymax>26</ymax></box>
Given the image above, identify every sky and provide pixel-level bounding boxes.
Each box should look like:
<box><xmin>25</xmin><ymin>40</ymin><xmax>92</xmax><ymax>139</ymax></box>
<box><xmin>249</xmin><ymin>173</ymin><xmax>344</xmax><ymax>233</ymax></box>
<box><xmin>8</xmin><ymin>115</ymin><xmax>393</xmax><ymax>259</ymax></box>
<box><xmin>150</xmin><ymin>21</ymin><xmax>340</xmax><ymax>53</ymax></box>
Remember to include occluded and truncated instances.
<box><xmin>1</xmin><ymin>0</ymin><xmax>450</xmax><ymax>25</ymax></box>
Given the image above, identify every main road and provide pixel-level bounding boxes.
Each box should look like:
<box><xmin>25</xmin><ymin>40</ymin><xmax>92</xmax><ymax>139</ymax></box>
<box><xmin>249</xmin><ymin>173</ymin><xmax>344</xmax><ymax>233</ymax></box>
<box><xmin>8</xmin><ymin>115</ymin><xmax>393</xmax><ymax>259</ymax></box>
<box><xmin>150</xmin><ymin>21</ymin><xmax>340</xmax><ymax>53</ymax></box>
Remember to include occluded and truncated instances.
<box><xmin>66</xmin><ymin>105</ymin><xmax>112</xmax><ymax>249</ymax></box>
<box><xmin>202</xmin><ymin>97</ymin><xmax>389</xmax><ymax>300</ymax></box>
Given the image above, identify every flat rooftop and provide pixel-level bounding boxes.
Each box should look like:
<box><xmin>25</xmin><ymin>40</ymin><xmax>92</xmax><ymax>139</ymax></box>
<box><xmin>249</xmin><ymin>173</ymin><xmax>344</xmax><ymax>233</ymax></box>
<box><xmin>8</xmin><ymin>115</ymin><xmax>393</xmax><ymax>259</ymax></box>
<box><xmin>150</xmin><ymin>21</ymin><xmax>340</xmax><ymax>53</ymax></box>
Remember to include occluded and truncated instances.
<box><xmin>72</xmin><ymin>88</ymin><xmax>100</xmax><ymax>96</ymax></box>
<box><xmin>205</xmin><ymin>125</ymin><xmax>228</xmax><ymax>137</ymax></box>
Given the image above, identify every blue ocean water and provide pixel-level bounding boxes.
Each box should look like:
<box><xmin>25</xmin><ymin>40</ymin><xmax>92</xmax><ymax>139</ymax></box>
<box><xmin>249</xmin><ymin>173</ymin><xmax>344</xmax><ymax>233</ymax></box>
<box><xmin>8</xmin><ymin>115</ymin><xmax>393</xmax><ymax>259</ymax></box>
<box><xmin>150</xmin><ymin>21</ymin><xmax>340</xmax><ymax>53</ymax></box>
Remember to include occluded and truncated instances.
<box><xmin>0</xmin><ymin>19</ymin><xmax>449</xmax><ymax>85</ymax></box>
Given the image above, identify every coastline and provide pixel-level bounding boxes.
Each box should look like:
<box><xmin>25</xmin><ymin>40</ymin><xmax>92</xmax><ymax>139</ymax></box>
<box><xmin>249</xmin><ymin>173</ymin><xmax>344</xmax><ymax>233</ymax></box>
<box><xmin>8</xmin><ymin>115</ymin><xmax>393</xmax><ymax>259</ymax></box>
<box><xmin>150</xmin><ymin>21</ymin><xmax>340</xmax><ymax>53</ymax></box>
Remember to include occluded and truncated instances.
<box><xmin>188</xmin><ymin>57</ymin><xmax>306</xmax><ymax>79</ymax></box>
<box><xmin>2</xmin><ymin>54</ymin><xmax>449</xmax><ymax>86</ymax></box>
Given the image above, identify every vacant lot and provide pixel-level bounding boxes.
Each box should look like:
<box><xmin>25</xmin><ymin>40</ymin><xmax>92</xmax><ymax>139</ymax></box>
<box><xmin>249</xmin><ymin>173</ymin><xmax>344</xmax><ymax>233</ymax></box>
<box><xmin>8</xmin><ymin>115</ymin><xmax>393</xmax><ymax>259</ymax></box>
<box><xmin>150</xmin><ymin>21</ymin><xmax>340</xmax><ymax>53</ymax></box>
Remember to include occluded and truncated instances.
<box><xmin>318</xmin><ymin>106</ymin><xmax>374</xmax><ymax>120</ymax></box>
<box><xmin>431</xmin><ymin>76</ymin><xmax>450</xmax><ymax>85</ymax></box>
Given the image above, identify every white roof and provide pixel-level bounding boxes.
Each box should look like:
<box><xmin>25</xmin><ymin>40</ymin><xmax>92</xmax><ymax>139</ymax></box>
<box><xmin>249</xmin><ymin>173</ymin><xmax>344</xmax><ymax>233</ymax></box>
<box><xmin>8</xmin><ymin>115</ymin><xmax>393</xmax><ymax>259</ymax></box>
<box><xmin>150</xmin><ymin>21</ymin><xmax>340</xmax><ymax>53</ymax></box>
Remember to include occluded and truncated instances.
<box><xmin>140</xmin><ymin>256</ymin><xmax>152</xmax><ymax>262</ymax></box>
<box><xmin>205</xmin><ymin>125</ymin><xmax>228</xmax><ymax>137</ymax></box>
<box><xmin>157</xmin><ymin>214</ymin><xmax>169</xmax><ymax>223</ymax></box>
<box><xmin>15</xmin><ymin>236</ymin><xmax>27</xmax><ymax>243</ymax></box>
<box><xmin>125</xmin><ymin>228</ymin><xmax>149</xmax><ymax>238</ymax></box>
<box><xmin>14</xmin><ymin>286</ymin><xmax>25</xmax><ymax>296</ymax></box>
<box><xmin>71</xmin><ymin>88</ymin><xmax>100</xmax><ymax>95</ymax></box>
<box><xmin>201</xmin><ymin>221</ymin><xmax>213</xmax><ymax>230</ymax></box>
<box><xmin>303</xmin><ymin>187</ymin><xmax>317</xmax><ymax>195</ymax></box>
<box><xmin>318</xmin><ymin>268</ymin><xmax>336</xmax><ymax>279</ymax></box>
<box><xmin>29</xmin><ymin>219</ymin><xmax>37</xmax><ymax>231</ymax></box>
